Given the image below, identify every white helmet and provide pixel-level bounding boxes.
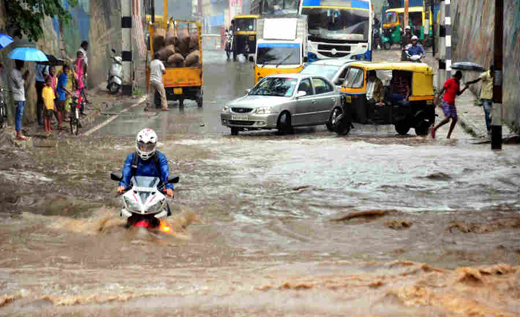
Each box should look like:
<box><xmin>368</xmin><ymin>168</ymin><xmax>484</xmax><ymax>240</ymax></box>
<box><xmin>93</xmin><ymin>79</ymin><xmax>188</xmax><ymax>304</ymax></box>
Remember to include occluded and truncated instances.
<box><xmin>405</xmin><ymin>25</ymin><xmax>411</xmax><ymax>30</ymax></box>
<box><xmin>136</xmin><ymin>128</ymin><xmax>158</xmax><ymax>160</ymax></box>
<box><xmin>411</xmin><ymin>35</ymin><xmax>418</xmax><ymax>41</ymax></box>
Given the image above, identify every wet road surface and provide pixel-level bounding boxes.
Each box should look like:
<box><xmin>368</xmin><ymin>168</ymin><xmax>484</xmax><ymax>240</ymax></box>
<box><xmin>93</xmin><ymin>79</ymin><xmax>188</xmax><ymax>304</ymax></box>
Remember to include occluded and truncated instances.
<box><xmin>0</xmin><ymin>49</ymin><xmax>519</xmax><ymax>316</ymax></box>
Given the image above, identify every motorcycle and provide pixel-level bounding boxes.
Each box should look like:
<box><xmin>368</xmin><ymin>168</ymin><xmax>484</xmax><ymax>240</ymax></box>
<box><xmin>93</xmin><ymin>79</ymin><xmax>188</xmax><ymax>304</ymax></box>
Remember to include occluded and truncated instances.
<box><xmin>110</xmin><ymin>171</ymin><xmax>179</xmax><ymax>229</ymax></box>
<box><xmin>107</xmin><ymin>49</ymin><xmax>123</xmax><ymax>94</ymax></box>
<box><xmin>405</xmin><ymin>44</ymin><xmax>424</xmax><ymax>63</ymax></box>
<box><xmin>0</xmin><ymin>88</ymin><xmax>6</xmax><ymax>128</ymax></box>
<box><xmin>373</xmin><ymin>27</ymin><xmax>382</xmax><ymax>50</ymax></box>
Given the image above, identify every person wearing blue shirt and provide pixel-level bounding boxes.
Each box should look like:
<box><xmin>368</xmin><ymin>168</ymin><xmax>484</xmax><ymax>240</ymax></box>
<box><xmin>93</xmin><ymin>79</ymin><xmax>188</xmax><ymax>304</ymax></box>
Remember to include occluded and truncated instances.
<box><xmin>117</xmin><ymin>128</ymin><xmax>174</xmax><ymax>197</ymax></box>
<box><xmin>406</xmin><ymin>36</ymin><xmax>425</xmax><ymax>60</ymax></box>
<box><xmin>56</xmin><ymin>65</ymin><xmax>72</xmax><ymax>129</ymax></box>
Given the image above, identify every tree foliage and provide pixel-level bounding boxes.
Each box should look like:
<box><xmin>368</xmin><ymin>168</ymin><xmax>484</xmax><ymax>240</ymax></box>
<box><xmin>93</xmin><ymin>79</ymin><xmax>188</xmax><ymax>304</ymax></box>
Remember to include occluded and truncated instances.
<box><xmin>4</xmin><ymin>0</ymin><xmax>78</xmax><ymax>42</ymax></box>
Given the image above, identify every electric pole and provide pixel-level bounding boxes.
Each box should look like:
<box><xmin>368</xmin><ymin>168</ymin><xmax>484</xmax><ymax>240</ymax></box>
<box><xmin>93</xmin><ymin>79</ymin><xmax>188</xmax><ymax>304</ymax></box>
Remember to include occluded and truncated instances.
<box><xmin>491</xmin><ymin>0</ymin><xmax>503</xmax><ymax>150</ymax></box>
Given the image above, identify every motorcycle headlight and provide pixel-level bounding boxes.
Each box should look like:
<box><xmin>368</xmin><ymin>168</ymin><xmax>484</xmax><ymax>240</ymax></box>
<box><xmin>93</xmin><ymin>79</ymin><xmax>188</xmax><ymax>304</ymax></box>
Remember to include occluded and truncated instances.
<box><xmin>124</xmin><ymin>196</ymin><xmax>141</xmax><ymax>212</ymax></box>
<box><xmin>147</xmin><ymin>198</ymin><xmax>165</xmax><ymax>213</ymax></box>
<box><xmin>255</xmin><ymin>106</ymin><xmax>272</xmax><ymax>114</ymax></box>
<box><xmin>222</xmin><ymin>105</ymin><xmax>230</xmax><ymax>113</ymax></box>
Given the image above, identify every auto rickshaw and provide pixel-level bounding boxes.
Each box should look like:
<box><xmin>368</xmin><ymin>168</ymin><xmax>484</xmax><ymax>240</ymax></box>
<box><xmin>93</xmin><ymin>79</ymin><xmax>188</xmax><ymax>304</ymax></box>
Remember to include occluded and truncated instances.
<box><xmin>382</xmin><ymin>7</ymin><xmax>434</xmax><ymax>49</ymax></box>
<box><xmin>332</xmin><ymin>62</ymin><xmax>435</xmax><ymax>136</ymax></box>
<box><xmin>231</xmin><ymin>15</ymin><xmax>259</xmax><ymax>61</ymax></box>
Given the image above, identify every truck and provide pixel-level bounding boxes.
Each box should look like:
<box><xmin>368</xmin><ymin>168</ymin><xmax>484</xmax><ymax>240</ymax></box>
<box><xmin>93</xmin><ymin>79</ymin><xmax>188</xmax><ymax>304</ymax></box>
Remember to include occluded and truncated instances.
<box><xmin>147</xmin><ymin>19</ymin><xmax>203</xmax><ymax>108</ymax></box>
<box><xmin>254</xmin><ymin>15</ymin><xmax>308</xmax><ymax>84</ymax></box>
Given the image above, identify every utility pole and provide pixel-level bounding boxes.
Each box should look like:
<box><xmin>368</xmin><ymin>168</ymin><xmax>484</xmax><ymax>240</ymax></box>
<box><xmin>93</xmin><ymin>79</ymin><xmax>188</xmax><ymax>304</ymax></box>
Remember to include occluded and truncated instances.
<box><xmin>121</xmin><ymin>0</ymin><xmax>133</xmax><ymax>95</ymax></box>
<box><xmin>491</xmin><ymin>0</ymin><xmax>503</xmax><ymax>150</ymax></box>
<box><xmin>404</xmin><ymin>0</ymin><xmax>409</xmax><ymax>28</ymax></box>
<box><xmin>424</xmin><ymin>0</ymin><xmax>430</xmax><ymax>48</ymax></box>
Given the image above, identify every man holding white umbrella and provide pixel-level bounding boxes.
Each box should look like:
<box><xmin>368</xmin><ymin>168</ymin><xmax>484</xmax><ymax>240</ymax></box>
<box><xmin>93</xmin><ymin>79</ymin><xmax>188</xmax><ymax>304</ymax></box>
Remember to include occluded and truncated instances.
<box><xmin>7</xmin><ymin>47</ymin><xmax>48</xmax><ymax>140</ymax></box>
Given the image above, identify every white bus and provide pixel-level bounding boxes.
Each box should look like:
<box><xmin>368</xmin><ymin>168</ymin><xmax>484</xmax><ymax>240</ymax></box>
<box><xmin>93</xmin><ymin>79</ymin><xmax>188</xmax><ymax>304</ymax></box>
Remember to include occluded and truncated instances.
<box><xmin>299</xmin><ymin>0</ymin><xmax>373</xmax><ymax>62</ymax></box>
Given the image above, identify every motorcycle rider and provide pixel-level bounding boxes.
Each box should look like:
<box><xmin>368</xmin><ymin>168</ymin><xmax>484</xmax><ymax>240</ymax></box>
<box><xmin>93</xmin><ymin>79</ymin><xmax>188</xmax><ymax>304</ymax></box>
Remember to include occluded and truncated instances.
<box><xmin>406</xmin><ymin>35</ymin><xmax>425</xmax><ymax>61</ymax></box>
<box><xmin>117</xmin><ymin>128</ymin><xmax>174</xmax><ymax>198</ymax></box>
<box><xmin>400</xmin><ymin>26</ymin><xmax>413</xmax><ymax>61</ymax></box>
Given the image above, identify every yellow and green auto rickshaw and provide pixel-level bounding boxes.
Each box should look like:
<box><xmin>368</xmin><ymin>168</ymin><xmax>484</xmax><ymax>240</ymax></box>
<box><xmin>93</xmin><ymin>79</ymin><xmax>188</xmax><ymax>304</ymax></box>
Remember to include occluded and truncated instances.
<box><xmin>231</xmin><ymin>14</ymin><xmax>259</xmax><ymax>61</ymax></box>
<box><xmin>382</xmin><ymin>7</ymin><xmax>434</xmax><ymax>49</ymax></box>
<box><xmin>332</xmin><ymin>62</ymin><xmax>435</xmax><ymax>136</ymax></box>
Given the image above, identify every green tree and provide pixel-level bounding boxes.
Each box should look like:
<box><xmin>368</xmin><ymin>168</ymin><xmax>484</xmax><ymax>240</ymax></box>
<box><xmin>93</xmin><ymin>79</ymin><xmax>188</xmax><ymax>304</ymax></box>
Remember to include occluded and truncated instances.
<box><xmin>4</xmin><ymin>0</ymin><xmax>78</xmax><ymax>42</ymax></box>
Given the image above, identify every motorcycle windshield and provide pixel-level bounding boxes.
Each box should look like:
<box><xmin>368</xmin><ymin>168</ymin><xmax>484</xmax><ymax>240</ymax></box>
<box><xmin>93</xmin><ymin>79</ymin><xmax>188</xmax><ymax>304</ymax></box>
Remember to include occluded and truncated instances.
<box><xmin>131</xmin><ymin>176</ymin><xmax>160</xmax><ymax>203</ymax></box>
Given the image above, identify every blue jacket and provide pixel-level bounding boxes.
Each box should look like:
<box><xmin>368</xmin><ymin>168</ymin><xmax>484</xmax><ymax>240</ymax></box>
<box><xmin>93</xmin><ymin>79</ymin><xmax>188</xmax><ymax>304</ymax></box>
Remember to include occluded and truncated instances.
<box><xmin>119</xmin><ymin>151</ymin><xmax>174</xmax><ymax>190</ymax></box>
<box><xmin>407</xmin><ymin>44</ymin><xmax>425</xmax><ymax>56</ymax></box>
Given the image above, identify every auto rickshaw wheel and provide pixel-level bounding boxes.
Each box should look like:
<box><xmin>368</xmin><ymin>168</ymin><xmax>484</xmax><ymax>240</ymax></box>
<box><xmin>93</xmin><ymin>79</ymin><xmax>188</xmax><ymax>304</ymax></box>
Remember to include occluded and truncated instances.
<box><xmin>277</xmin><ymin>111</ymin><xmax>293</xmax><ymax>135</ymax></box>
<box><xmin>196</xmin><ymin>89</ymin><xmax>203</xmax><ymax>108</ymax></box>
<box><xmin>395</xmin><ymin>120</ymin><xmax>411</xmax><ymax>135</ymax></box>
<box><xmin>414</xmin><ymin>120</ymin><xmax>431</xmax><ymax>136</ymax></box>
<box><xmin>178</xmin><ymin>98</ymin><xmax>184</xmax><ymax>108</ymax></box>
<box><xmin>334</xmin><ymin>116</ymin><xmax>352</xmax><ymax>136</ymax></box>
<box><xmin>383</xmin><ymin>41</ymin><xmax>392</xmax><ymax>50</ymax></box>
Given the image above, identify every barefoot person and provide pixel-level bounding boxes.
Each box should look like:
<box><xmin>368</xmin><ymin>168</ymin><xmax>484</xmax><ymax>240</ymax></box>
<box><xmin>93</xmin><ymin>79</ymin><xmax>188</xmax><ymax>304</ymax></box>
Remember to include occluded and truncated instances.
<box><xmin>10</xmin><ymin>59</ymin><xmax>29</xmax><ymax>140</ymax></box>
<box><xmin>145</xmin><ymin>53</ymin><xmax>168</xmax><ymax>111</ymax></box>
<box><xmin>431</xmin><ymin>71</ymin><xmax>472</xmax><ymax>139</ymax></box>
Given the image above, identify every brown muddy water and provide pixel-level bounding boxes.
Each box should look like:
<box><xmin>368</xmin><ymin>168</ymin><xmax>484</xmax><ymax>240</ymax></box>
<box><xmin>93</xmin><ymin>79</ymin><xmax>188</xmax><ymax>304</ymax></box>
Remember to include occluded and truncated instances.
<box><xmin>0</xmin><ymin>50</ymin><xmax>519</xmax><ymax>316</ymax></box>
<box><xmin>0</xmin><ymin>132</ymin><xmax>519</xmax><ymax>317</ymax></box>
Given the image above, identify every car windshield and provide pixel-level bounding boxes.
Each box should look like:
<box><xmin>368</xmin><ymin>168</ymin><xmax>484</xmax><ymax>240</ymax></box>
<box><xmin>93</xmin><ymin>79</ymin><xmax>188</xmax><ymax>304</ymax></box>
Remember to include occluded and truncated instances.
<box><xmin>235</xmin><ymin>18</ymin><xmax>255</xmax><ymax>32</ymax></box>
<box><xmin>256</xmin><ymin>43</ymin><xmax>300</xmax><ymax>65</ymax></box>
<box><xmin>302</xmin><ymin>6</ymin><xmax>369</xmax><ymax>41</ymax></box>
<box><xmin>248</xmin><ymin>77</ymin><xmax>298</xmax><ymax>97</ymax></box>
<box><xmin>300</xmin><ymin>64</ymin><xmax>341</xmax><ymax>80</ymax></box>
<box><xmin>385</xmin><ymin>12</ymin><xmax>397</xmax><ymax>24</ymax></box>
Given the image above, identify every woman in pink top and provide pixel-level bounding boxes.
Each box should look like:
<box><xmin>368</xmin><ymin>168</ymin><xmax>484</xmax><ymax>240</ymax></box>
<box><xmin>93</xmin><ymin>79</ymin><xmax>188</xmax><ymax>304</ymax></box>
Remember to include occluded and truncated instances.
<box><xmin>74</xmin><ymin>51</ymin><xmax>86</xmax><ymax>114</ymax></box>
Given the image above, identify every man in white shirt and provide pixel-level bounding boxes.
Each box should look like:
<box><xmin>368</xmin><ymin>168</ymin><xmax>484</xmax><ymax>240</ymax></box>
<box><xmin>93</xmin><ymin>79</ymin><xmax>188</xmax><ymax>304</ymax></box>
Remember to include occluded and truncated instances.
<box><xmin>10</xmin><ymin>60</ymin><xmax>29</xmax><ymax>140</ymax></box>
<box><xmin>146</xmin><ymin>53</ymin><xmax>169</xmax><ymax>111</ymax></box>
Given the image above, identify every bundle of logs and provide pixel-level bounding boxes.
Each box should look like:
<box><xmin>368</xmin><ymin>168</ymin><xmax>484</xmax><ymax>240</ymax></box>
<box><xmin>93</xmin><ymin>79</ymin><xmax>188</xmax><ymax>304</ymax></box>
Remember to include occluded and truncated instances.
<box><xmin>152</xmin><ymin>27</ymin><xmax>200</xmax><ymax>68</ymax></box>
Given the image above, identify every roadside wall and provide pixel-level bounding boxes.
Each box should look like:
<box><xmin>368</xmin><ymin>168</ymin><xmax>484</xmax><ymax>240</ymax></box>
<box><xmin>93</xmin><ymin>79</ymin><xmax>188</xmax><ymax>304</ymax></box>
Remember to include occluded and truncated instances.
<box><xmin>450</xmin><ymin>0</ymin><xmax>520</xmax><ymax>132</ymax></box>
<box><xmin>0</xmin><ymin>0</ymin><xmax>146</xmax><ymax>125</ymax></box>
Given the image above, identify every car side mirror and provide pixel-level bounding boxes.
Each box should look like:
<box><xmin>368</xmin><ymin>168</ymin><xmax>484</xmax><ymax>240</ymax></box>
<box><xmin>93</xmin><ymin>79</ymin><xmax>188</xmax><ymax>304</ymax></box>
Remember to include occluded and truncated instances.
<box><xmin>296</xmin><ymin>91</ymin><xmax>307</xmax><ymax>98</ymax></box>
<box><xmin>111</xmin><ymin>49</ymin><xmax>116</xmax><ymax>54</ymax></box>
<box><xmin>245</xmin><ymin>89</ymin><xmax>251</xmax><ymax>95</ymax></box>
<box><xmin>110</xmin><ymin>171</ymin><xmax>122</xmax><ymax>181</ymax></box>
<box><xmin>167</xmin><ymin>175</ymin><xmax>179</xmax><ymax>184</ymax></box>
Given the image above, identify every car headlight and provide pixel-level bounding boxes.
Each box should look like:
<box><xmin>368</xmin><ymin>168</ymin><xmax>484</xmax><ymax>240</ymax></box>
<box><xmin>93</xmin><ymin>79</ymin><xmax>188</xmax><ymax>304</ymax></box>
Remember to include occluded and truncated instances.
<box><xmin>124</xmin><ymin>196</ymin><xmax>141</xmax><ymax>212</ymax></box>
<box><xmin>222</xmin><ymin>105</ymin><xmax>230</xmax><ymax>113</ymax></box>
<box><xmin>147</xmin><ymin>198</ymin><xmax>165</xmax><ymax>213</ymax></box>
<box><xmin>307</xmin><ymin>41</ymin><xmax>316</xmax><ymax>51</ymax></box>
<box><xmin>255</xmin><ymin>107</ymin><xmax>272</xmax><ymax>114</ymax></box>
<box><xmin>359</xmin><ymin>55</ymin><xmax>366</xmax><ymax>61</ymax></box>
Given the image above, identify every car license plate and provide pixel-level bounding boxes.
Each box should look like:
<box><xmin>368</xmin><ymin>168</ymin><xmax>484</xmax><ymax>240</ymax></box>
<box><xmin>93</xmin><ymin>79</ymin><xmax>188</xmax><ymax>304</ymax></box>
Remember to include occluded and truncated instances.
<box><xmin>174</xmin><ymin>88</ymin><xmax>183</xmax><ymax>94</ymax></box>
<box><xmin>231</xmin><ymin>114</ymin><xmax>249</xmax><ymax>121</ymax></box>
<box><xmin>249</xmin><ymin>36</ymin><xmax>255</xmax><ymax>40</ymax></box>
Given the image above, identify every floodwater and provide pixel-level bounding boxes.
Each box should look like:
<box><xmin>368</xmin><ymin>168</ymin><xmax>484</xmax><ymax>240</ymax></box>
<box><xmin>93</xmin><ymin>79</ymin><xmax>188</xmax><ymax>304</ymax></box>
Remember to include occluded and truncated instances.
<box><xmin>0</xmin><ymin>50</ymin><xmax>519</xmax><ymax>316</ymax></box>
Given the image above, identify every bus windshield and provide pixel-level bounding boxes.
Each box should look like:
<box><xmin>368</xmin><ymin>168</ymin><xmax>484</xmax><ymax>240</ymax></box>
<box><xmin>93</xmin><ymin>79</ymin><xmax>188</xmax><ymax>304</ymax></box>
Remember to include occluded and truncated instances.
<box><xmin>301</xmin><ymin>1</ymin><xmax>370</xmax><ymax>41</ymax></box>
<box><xmin>235</xmin><ymin>18</ymin><xmax>256</xmax><ymax>32</ymax></box>
<box><xmin>256</xmin><ymin>43</ymin><xmax>301</xmax><ymax>66</ymax></box>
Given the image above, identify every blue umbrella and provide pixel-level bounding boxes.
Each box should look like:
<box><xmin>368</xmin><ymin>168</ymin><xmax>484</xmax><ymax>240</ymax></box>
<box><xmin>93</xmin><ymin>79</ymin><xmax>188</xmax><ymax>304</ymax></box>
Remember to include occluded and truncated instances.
<box><xmin>0</xmin><ymin>33</ymin><xmax>14</xmax><ymax>50</ymax></box>
<box><xmin>8</xmin><ymin>47</ymin><xmax>49</xmax><ymax>62</ymax></box>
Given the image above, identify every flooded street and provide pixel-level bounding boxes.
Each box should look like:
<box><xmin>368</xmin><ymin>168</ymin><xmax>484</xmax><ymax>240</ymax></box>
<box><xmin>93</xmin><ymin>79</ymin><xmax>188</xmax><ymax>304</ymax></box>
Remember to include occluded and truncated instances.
<box><xmin>0</xmin><ymin>50</ymin><xmax>519</xmax><ymax>316</ymax></box>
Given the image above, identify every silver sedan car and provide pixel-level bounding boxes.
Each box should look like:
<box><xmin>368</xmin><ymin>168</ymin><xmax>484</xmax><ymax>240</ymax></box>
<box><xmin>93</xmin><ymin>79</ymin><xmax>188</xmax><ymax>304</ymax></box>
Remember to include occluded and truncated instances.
<box><xmin>221</xmin><ymin>74</ymin><xmax>343</xmax><ymax>135</ymax></box>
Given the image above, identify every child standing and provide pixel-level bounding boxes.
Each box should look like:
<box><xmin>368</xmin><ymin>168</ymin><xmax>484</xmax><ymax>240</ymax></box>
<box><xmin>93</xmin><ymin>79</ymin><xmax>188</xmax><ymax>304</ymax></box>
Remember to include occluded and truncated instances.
<box><xmin>42</xmin><ymin>76</ymin><xmax>56</xmax><ymax>134</ymax></box>
<box><xmin>56</xmin><ymin>65</ymin><xmax>72</xmax><ymax>129</ymax></box>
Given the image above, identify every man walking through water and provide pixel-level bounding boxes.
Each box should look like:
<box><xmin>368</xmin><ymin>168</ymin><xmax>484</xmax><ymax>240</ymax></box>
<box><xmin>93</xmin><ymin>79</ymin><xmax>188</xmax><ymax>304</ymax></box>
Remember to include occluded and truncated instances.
<box><xmin>145</xmin><ymin>53</ymin><xmax>169</xmax><ymax>111</ymax></box>
<box><xmin>466</xmin><ymin>65</ymin><xmax>495</xmax><ymax>135</ymax></box>
<box><xmin>431</xmin><ymin>71</ymin><xmax>472</xmax><ymax>139</ymax></box>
